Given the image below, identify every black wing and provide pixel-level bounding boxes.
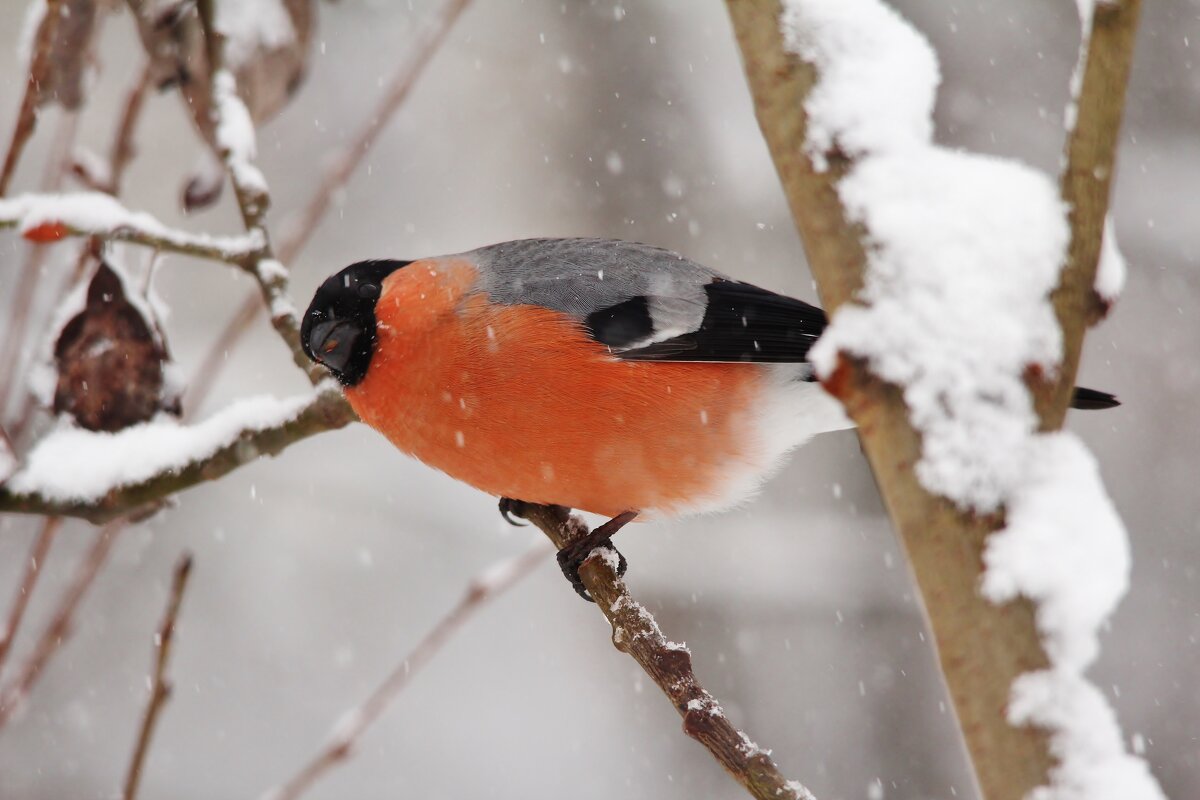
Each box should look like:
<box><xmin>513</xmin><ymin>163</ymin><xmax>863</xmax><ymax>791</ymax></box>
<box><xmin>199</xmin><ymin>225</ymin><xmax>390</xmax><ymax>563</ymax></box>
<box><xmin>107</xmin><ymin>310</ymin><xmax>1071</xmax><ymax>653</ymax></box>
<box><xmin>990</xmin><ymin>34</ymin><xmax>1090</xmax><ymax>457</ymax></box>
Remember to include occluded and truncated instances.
<box><xmin>585</xmin><ymin>279</ymin><xmax>827</xmax><ymax>364</ymax></box>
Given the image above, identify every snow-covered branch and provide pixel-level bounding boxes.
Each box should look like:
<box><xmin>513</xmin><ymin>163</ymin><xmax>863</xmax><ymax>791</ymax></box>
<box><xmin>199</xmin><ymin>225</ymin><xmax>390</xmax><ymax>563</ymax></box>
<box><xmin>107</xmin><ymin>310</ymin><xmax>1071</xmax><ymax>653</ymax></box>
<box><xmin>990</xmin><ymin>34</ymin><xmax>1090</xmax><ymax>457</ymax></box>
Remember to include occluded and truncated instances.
<box><xmin>204</xmin><ymin>56</ymin><xmax>320</xmax><ymax>383</ymax></box>
<box><xmin>0</xmin><ymin>388</ymin><xmax>356</xmax><ymax>523</ymax></box>
<box><xmin>513</xmin><ymin>503</ymin><xmax>815</xmax><ymax>800</ymax></box>
<box><xmin>725</xmin><ymin>1</ymin><xmax>1151</xmax><ymax>799</ymax></box>
<box><xmin>0</xmin><ymin>191</ymin><xmax>267</xmax><ymax>263</ymax></box>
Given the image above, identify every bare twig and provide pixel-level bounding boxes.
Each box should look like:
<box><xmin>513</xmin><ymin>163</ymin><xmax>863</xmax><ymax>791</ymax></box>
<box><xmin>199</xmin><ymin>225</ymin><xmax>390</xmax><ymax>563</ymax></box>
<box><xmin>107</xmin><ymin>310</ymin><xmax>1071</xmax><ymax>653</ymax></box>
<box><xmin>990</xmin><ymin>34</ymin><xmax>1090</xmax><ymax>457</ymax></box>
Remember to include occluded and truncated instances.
<box><xmin>276</xmin><ymin>0</ymin><xmax>472</xmax><ymax>263</ymax></box>
<box><xmin>265</xmin><ymin>543</ymin><xmax>550</xmax><ymax>800</ymax></box>
<box><xmin>1036</xmin><ymin>0</ymin><xmax>1142</xmax><ymax>430</ymax></box>
<box><xmin>0</xmin><ymin>388</ymin><xmax>356</xmax><ymax>522</ymax></box>
<box><xmin>0</xmin><ymin>0</ymin><xmax>64</xmax><ymax>196</ymax></box>
<box><xmin>98</xmin><ymin>60</ymin><xmax>156</xmax><ymax>196</ymax></box>
<box><xmin>0</xmin><ymin>110</ymin><xmax>80</xmax><ymax>422</ymax></box>
<box><xmin>186</xmin><ymin>296</ymin><xmax>262</xmax><ymax>411</ymax></box>
<box><xmin>122</xmin><ymin>552</ymin><xmax>193</xmax><ymax>800</ymax></box>
<box><xmin>189</xmin><ymin>0</ymin><xmax>474</xmax><ymax>410</ymax></box>
<box><xmin>519</xmin><ymin>504</ymin><xmax>814</xmax><ymax>800</ymax></box>
<box><xmin>0</xmin><ymin>517</ymin><xmax>61</xmax><ymax>678</ymax></box>
<box><xmin>0</xmin><ymin>520</ymin><xmax>124</xmax><ymax>730</ymax></box>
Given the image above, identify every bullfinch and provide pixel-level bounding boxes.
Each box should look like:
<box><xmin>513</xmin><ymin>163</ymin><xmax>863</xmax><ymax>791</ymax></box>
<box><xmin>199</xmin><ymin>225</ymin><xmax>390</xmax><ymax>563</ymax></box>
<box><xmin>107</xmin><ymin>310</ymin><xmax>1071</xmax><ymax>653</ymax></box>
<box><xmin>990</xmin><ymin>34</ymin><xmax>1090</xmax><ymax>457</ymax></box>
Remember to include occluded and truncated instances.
<box><xmin>300</xmin><ymin>238</ymin><xmax>1117</xmax><ymax>597</ymax></box>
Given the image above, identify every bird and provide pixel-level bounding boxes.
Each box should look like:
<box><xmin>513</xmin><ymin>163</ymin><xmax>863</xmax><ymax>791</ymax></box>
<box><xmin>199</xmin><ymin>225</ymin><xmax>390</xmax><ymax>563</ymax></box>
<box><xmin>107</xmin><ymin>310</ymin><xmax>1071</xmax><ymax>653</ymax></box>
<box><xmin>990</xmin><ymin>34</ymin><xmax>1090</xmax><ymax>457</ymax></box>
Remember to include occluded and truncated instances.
<box><xmin>300</xmin><ymin>237</ymin><xmax>1118</xmax><ymax>598</ymax></box>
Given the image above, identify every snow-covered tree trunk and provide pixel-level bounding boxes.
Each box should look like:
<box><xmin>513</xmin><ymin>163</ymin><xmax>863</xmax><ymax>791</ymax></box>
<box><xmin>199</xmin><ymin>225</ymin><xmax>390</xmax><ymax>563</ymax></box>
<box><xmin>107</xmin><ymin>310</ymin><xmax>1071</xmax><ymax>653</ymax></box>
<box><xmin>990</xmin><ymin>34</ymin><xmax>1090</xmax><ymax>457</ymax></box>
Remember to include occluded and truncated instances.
<box><xmin>725</xmin><ymin>2</ymin><xmax>1157</xmax><ymax>799</ymax></box>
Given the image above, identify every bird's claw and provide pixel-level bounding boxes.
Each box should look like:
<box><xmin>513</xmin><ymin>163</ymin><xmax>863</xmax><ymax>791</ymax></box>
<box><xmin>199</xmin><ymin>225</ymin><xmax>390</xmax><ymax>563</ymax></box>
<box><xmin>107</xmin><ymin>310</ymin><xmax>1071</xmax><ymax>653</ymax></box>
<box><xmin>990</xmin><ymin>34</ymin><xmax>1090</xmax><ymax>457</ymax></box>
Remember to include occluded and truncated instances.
<box><xmin>498</xmin><ymin>497</ymin><xmax>529</xmax><ymax>527</ymax></box>
<box><xmin>556</xmin><ymin>510</ymin><xmax>637</xmax><ymax>602</ymax></box>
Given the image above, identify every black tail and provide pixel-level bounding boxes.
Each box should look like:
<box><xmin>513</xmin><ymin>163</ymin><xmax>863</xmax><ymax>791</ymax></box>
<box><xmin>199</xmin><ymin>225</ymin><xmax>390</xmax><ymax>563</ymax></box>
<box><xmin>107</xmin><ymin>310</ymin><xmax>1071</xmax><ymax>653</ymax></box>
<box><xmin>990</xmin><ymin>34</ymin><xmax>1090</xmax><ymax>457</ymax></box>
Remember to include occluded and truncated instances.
<box><xmin>1071</xmin><ymin>387</ymin><xmax>1120</xmax><ymax>410</ymax></box>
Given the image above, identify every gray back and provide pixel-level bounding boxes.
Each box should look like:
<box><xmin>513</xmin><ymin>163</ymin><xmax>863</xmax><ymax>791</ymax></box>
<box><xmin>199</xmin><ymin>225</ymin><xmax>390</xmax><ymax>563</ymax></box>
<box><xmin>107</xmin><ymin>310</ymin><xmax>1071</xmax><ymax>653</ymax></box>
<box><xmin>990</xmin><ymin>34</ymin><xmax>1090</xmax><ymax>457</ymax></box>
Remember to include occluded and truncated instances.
<box><xmin>466</xmin><ymin>238</ymin><xmax>727</xmax><ymax>321</ymax></box>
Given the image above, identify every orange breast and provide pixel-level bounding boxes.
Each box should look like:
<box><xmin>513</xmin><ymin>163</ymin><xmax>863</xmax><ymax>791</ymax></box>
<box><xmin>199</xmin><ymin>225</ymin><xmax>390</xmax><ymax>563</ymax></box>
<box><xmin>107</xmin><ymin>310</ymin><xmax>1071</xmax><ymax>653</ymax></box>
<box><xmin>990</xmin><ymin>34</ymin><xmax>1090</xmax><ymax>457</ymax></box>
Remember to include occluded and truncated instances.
<box><xmin>345</xmin><ymin>258</ymin><xmax>767</xmax><ymax>517</ymax></box>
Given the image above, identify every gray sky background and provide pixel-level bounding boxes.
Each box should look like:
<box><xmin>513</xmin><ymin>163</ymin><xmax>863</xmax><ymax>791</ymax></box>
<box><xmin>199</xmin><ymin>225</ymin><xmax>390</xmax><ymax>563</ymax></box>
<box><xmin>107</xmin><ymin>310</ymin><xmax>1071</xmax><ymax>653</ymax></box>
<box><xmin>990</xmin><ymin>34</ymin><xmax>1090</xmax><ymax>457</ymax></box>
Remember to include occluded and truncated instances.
<box><xmin>0</xmin><ymin>2</ymin><xmax>1196</xmax><ymax>799</ymax></box>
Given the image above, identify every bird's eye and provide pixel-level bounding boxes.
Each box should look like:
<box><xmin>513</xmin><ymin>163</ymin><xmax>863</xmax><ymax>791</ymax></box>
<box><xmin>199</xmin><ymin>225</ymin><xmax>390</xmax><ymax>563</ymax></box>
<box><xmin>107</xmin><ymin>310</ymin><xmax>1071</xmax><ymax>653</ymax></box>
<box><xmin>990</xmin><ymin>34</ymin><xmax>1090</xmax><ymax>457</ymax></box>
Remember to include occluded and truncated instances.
<box><xmin>357</xmin><ymin>283</ymin><xmax>379</xmax><ymax>299</ymax></box>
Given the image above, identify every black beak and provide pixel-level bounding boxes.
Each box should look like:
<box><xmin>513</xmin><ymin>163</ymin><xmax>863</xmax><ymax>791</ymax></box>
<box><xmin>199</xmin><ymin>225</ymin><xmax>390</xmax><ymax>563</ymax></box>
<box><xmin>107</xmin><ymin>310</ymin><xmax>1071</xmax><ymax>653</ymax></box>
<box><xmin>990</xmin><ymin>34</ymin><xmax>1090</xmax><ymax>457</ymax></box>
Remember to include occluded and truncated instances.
<box><xmin>307</xmin><ymin>318</ymin><xmax>361</xmax><ymax>375</ymax></box>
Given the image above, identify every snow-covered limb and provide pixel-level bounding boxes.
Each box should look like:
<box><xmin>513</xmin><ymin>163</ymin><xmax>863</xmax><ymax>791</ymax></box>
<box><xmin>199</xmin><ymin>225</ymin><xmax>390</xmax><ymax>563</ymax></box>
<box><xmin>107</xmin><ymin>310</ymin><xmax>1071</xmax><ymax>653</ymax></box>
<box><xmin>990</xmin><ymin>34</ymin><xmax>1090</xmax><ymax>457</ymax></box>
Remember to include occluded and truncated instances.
<box><xmin>513</xmin><ymin>503</ymin><xmax>815</xmax><ymax>800</ymax></box>
<box><xmin>0</xmin><ymin>192</ymin><xmax>267</xmax><ymax>264</ymax></box>
<box><xmin>213</xmin><ymin>69</ymin><xmax>269</xmax><ymax>219</ymax></box>
<box><xmin>200</xmin><ymin>54</ymin><xmax>321</xmax><ymax>383</ymax></box>
<box><xmin>0</xmin><ymin>388</ymin><xmax>357</xmax><ymax>523</ymax></box>
<box><xmin>726</xmin><ymin>1</ymin><xmax>1147</xmax><ymax>798</ymax></box>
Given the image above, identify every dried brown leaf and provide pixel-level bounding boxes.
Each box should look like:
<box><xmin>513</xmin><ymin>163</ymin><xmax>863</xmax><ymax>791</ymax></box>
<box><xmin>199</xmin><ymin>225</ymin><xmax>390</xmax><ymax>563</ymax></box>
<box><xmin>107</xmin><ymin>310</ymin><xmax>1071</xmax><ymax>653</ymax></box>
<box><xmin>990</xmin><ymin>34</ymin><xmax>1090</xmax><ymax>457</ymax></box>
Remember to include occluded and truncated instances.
<box><xmin>52</xmin><ymin>260</ymin><xmax>180</xmax><ymax>432</ymax></box>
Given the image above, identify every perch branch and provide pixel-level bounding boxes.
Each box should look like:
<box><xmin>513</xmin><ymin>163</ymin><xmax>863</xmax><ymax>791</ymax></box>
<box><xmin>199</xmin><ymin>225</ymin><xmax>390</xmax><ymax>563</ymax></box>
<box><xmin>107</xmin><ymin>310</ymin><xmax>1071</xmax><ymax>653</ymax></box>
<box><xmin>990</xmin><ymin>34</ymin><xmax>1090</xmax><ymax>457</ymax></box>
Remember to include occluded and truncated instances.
<box><xmin>519</xmin><ymin>504</ymin><xmax>815</xmax><ymax>800</ymax></box>
<box><xmin>122</xmin><ymin>552</ymin><xmax>193</xmax><ymax>800</ymax></box>
<box><xmin>0</xmin><ymin>520</ymin><xmax>124</xmax><ymax>731</ymax></box>
<box><xmin>0</xmin><ymin>389</ymin><xmax>356</xmax><ymax>522</ymax></box>
<box><xmin>265</xmin><ymin>543</ymin><xmax>550</xmax><ymax>800</ymax></box>
<box><xmin>1037</xmin><ymin>0</ymin><xmax>1142</xmax><ymax>430</ymax></box>
<box><xmin>0</xmin><ymin>517</ymin><xmax>61</xmax><ymax>678</ymax></box>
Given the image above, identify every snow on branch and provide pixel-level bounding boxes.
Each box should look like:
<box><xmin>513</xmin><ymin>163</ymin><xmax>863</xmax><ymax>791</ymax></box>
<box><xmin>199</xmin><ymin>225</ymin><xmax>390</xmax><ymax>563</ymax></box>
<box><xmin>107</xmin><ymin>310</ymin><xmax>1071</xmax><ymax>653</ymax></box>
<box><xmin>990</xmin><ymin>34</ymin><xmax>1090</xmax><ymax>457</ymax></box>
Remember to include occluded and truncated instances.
<box><xmin>199</xmin><ymin>44</ymin><xmax>317</xmax><ymax>382</ymax></box>
<box><xmin>0</xmin><ymin>191</ymin><xmax>266</xmax><ymax>263</ymax></box>
<box><xmin>775</xmin><ymin>1</ymin><xmax>1156</xmax><ymax>798</ymax></box>
<box><xmin>0</xmin><ymin>388</ymin><xmax>356</xmax><ymax>522</ymax></box>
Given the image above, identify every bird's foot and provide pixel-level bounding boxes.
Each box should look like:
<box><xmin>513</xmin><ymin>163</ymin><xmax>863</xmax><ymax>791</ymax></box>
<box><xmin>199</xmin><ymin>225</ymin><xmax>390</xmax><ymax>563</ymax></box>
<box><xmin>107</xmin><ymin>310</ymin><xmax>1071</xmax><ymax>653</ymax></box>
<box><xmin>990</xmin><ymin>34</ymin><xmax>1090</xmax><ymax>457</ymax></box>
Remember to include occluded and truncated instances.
<box><xmin>557</xmin><ymin>511</ymin><xmax>637</xmax><ymax>602</ymax></box>
<box><xmin>498</xmin><ymin>497</ymin><xmax>529</xmax><ymax>526</ymax></box>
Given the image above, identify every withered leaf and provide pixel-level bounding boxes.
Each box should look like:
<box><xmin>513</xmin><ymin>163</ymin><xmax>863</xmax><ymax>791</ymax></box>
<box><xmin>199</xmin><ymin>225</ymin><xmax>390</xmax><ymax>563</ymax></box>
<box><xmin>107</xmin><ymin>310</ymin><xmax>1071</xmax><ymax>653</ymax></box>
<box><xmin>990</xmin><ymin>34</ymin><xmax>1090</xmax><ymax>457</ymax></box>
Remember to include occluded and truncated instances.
<box><xmin>53</xmin><ymin>261</ymin><xmax>180</xmax><ymax>432</ymax></box>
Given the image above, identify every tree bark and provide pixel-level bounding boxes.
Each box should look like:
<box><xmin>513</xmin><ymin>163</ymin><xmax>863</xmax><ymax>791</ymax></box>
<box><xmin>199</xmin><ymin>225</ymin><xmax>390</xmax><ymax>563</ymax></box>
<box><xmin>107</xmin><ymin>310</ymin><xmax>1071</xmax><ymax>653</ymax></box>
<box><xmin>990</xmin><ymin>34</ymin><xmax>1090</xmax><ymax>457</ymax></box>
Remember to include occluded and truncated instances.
<box><xmin>723</xmin><ymin>2</ymin><xmax>1140</xmax><ymax>798</ymax></box>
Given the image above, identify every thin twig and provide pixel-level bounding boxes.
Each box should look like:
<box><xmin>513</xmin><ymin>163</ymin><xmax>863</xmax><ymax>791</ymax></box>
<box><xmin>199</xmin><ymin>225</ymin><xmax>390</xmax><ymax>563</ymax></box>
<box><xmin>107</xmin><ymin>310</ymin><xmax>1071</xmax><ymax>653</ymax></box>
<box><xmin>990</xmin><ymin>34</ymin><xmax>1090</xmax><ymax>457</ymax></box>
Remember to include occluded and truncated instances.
<box><xmin>0</xmin><ymin>517</ymin><xmax>61</xmax><ymax>679</ymax></box>
<box><xmin>0</xmin><ymin>110</ymin><xmax>81</xmax><ymax>422</ymax></box>
<box><xmin>122</xmin><ymin>552</ymin><xmax>193</xmax><ymax>800</ymax></box>
<box><xmin>0</xmin><ymin>0</ymin><xmax>65</xmax><ymax>196</ymax></box>
<box><xmin>276</xmin><ymin>0</ymin><xmax>472</xmax><ymax>264</ymax></box>
<box><xmin>0</xmin><ymin>520</ymin><xmax>124</xmax><ymax>730</ymax></box>
<box><xmin>519</xmin><ymin>504</ymin><xmax>815</xmax><ymax>800</ymax></box>
<box><xmin>103</xmin><ymin>60</ymin><xmax>156</xmax><ymax>196</ymax></box>
<box><xmin>188</xmin><ymin>0</ymin><xmax>474</xmax><ymax>411</ymax></box>
<box><xmin>264</xmin><ymin>543</ymin><xmax>550</xmax><ymax>800</ymax></box>
<box><xmin>1036</xmin><ymin>0</ymin><xmax>1143</xmax><ymax>430</ymax></box>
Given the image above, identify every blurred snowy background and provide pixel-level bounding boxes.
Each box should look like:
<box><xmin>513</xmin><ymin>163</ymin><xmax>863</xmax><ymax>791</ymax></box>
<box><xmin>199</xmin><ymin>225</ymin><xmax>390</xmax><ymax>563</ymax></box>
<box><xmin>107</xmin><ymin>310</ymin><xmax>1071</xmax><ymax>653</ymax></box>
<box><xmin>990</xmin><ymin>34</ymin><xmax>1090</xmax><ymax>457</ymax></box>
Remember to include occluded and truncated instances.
<box><xmin>0</xmin><ymin>1</ymin><xmax>1196</xmax><ymax>798</ymax></box>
